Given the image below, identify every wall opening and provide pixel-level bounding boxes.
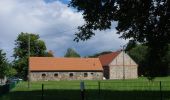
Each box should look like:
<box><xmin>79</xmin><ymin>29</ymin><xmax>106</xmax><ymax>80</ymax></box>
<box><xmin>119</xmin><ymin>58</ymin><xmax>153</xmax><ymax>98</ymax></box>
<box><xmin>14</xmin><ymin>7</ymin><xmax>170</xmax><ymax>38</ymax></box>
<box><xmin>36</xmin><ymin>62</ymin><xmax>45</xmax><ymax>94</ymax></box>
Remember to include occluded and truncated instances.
<box><xmin>54</xmin><ymin>73</ymin><xmax>58</xmax><ymax>78</ymax></box>
<box><xmin>69</xmin><ymin>73</ymin><xmax>73</xmax><ymax>77</ymax></box>
<box><xmin>42</xmin><ymin>73</ymin><xmax>46</xmax><ymax>78</ymax></box>
<box><xmin>84</xmin><ymin>73</ymin><xmax>88</xmax><ymax>77</ymax></box>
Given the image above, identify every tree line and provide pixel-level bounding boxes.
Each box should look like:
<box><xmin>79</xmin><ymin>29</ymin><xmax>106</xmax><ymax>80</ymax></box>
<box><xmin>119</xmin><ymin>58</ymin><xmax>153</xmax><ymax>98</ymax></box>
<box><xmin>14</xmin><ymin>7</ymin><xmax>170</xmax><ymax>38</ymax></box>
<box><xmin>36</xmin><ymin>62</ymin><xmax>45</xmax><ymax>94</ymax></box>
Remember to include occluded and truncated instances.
<box><xmin>126</xmin><ymin>42</ymin><xmax>170</xmax><ymax>77</ymax></box>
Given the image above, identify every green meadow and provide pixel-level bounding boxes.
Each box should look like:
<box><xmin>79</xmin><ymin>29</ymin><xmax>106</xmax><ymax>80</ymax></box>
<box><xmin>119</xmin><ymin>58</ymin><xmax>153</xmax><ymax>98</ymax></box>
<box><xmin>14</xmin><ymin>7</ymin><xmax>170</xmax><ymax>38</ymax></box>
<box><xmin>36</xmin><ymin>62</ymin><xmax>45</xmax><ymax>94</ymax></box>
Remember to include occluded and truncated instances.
<box><xmin>1</xmin><ymin>77</ymin><xmax>170</xmax><ymax>100</ymax></box>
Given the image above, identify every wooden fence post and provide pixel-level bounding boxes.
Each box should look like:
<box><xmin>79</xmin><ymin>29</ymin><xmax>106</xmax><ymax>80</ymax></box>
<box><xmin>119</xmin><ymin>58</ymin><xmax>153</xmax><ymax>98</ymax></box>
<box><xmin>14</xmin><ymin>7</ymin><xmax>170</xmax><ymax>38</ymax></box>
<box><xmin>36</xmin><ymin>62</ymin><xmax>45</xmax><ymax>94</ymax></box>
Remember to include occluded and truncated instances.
<box><xmin>80</xmin><ymin>81</ymin><xmax>85</xmax><ymax>100</ymax></box>
<box><xmin>98</xmin><ymin>81</ymin><xmax>100</xmax><ymax>95</ymax></box>
<box><xmin>42</xmin><ymin>84</ymin><xmax>44</xmax><ymax>100</ymax></box>
<box><xmin>160</xmin><ymin>81</ymin><xmax>162</xmax><ymax>100</ymax></box>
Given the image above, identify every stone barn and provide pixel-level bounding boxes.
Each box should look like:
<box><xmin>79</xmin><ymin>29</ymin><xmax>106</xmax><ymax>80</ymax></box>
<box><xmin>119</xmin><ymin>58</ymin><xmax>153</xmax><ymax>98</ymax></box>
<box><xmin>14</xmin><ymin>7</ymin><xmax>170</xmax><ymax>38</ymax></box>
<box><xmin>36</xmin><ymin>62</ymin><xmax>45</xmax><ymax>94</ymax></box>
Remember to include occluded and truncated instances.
<box><xmin>29</xmin><ymin>57</ymin><xmax>103</xmax><ymax>81</ymax></box>
<box><xmin>99</xmin><ymin>51</ymin><xmax>138</xmax><ymax>79</ymax></box>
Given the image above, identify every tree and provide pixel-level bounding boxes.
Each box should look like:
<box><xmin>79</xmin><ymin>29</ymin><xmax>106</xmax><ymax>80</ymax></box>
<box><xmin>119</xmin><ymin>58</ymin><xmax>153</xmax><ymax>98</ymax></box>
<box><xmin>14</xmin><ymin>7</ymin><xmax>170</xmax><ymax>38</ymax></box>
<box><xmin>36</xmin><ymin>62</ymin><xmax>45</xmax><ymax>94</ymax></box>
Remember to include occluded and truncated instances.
<box><xmin>45</xmin><ymin>50</ymin><xmax>54</xmax><ymax>57</ymax></box>
<box><xmin>0</xmin><ymin>50</ymin><xmax>16</xmax><ymax>83</ymax></box>
<box><xmin>127</xmin><ymin>43</ymin><xmax>170</xmax><ymax>77</ymax></box>
<box><xmin>5</xmin><ymin>65</ymin><xmax>17</xmax><ymax>78</ymax></box>
<box><xmin>13</xmin><ymin>32</ymin><xmax>48</xmax><ymax>79</ymax></box>
<box><xmin>125</xmin><ymin>40</ymin><xmax>137</xmax><ymax>52</ymax></box>
<box><xmin>0</xmin><ymin>50</ymin><xmax>8</xmax><ymax>79</ymax></box>
<box><xmin>127</xmin><ymin>45</ymin><xmax>148</xmax><ymax>76</ymax></box>
<box><xmin>69</xmin><ymin>0</ymin><xmax>170</xmax><ymax>76</ymax></box>
<box><xmin>164</xmin><ymin>44</ymin><xmax>170</xmax><ymax>73</ymax></box>
<box><xmin>64</xmin><ymin>48</ymin><xmax>80</xmax><ymax>57</ymax></box>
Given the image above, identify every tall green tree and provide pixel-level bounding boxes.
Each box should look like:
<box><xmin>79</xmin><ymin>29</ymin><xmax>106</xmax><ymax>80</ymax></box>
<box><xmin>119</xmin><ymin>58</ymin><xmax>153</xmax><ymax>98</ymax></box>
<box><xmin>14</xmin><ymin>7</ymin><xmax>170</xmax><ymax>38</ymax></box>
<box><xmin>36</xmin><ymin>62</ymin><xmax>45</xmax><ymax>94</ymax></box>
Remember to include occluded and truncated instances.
<box><xmin>5</xmin><ymin>64</ymin><xmax>17</xmax><ymax>78</ymax></box>
<box><xmin>13</xmin><ymin>32</ymin><xmax>48</xmax><ymax>79</ymax></box>
<box><xmin>127</xmin><ymin>43</ymin><xmax>170</xmax><ymax>77</ymax></box>
<box><xmin>125</xmin><ymin>40</ymin><xmax>137</xmax><ymax>52</ymax></box>
<box><xmin>69</xmin><ymin>0</ymin><xmax>170</xmax><ymax>76</ymax></box>
<box><xmin>64</xmin><ymin>48</ymin><xmax>80</xmax><ymax>57</ymax></box>
<box><xmin>165</xmin><ymin>44</ymin><xmax>170</xmax><ymax>73</ymax></box>
<box><xmin>0</xmin><ymin>49</ymin><xmax>8</xmax><ymax>79</ymax></box>
<box><xmin>127</xmin><ymin>45</ymin><xmax>148</xmax><ymax>76</ymax></box>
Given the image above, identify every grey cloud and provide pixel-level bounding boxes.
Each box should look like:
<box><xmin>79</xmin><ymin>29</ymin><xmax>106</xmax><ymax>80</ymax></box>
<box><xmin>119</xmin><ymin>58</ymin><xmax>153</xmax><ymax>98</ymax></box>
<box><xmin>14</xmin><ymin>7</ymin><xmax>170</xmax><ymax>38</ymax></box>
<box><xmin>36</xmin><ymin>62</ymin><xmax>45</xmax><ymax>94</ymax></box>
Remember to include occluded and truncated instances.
<box><xmin>0</xmin><ymin>0</ymin><xmax>127</xmax><ymax>61</ymax></box>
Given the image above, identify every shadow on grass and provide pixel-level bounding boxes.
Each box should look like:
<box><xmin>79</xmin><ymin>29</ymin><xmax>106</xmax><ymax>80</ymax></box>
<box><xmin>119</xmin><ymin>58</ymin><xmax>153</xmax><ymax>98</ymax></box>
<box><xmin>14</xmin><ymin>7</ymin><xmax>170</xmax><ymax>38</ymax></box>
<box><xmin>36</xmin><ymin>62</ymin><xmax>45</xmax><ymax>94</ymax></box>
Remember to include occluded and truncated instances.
<box><xmin>1</xmin><ymin>89</ymin><xmax>170</xmax><ymax>100</ymax></box>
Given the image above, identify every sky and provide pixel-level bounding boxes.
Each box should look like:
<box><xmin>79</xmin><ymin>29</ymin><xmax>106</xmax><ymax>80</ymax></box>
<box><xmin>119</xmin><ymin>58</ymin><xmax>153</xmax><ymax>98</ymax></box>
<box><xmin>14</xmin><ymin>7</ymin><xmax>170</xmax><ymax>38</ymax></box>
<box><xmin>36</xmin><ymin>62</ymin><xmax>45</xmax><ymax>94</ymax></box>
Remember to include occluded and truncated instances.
<box><xmin>0</xmin><ymin>0</ymin><xmax>127</xmax><ymax>61</ymax></box>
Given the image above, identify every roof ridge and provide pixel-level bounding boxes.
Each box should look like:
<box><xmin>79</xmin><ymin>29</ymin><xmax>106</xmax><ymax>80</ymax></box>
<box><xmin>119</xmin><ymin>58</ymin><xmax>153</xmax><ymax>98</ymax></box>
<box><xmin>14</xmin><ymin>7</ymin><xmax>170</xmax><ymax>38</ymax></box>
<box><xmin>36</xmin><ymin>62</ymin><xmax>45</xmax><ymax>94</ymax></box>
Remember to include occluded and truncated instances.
<box><xmin>99</xmin><ymin>51</ymin><xmax>121</xmax><ymax>57</ymax></box>
<box><xmin>30</xmin><ymin>57</ymin><xmax>99</xmax><ymax>59</ymax></box>
<box><xmin>99</xmin><ymin>51</ymin><xmax>121</xmax><ymax>66</ymax></box>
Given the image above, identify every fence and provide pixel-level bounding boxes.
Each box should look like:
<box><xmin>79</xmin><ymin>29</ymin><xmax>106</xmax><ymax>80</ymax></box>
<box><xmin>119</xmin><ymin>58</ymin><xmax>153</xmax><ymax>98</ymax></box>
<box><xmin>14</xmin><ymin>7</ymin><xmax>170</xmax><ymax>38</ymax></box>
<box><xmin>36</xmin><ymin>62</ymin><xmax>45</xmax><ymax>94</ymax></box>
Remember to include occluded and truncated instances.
<box><xmin>93</xmin><ymin>81</ymin><xmax>170</xmax><ymax>100</ymax></box>
<box><xmin>1</xmin><ymin>81</ymin><xmax>170</xmax><ymax>100</ymax></box>
<box><xmin>40</xmin><ymin>81</ymin><xmax>170</xmax><ymax>100</ymax></box>
<box><xmin>0</xmin><ymin>80</ymin><xmax>19</xmax><ymax>96</ymax></box>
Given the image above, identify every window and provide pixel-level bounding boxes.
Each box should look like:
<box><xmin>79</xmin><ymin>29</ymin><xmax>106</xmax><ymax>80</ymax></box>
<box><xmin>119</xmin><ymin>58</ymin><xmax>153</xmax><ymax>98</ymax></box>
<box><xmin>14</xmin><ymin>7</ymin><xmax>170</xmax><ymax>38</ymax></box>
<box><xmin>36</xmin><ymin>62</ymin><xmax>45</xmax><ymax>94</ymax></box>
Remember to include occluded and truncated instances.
<box><xmin>42</xmin><ymin>73</ymin><xmax>46</xmax><ymax>78</ymax></box>
<box><xmin>84</xmin><ymin>73</ymin><xmax>88</xmax><ymax>77</ymax></box>
<box><xmin>91</xmin><ymin>73</ymin><xmax>94</xmax><ymax>75</ymax></box>
<box><xmin>69</xmin><ymin>73</ymin><xmax>73</xmax><ymax>77</ymax></box>
<box><xmin>54</xmin><ymin>73</ymin><xmax>58</xmax><ymax>77</ymax></box>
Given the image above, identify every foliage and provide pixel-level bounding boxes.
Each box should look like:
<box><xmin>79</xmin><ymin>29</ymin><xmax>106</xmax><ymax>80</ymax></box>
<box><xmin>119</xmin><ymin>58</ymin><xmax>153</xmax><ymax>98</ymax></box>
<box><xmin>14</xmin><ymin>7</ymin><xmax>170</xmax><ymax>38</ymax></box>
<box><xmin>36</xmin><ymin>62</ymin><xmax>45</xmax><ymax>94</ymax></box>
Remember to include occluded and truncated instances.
<box><xmin>127</xmin><ymin>45</ymin><xmax>148</xmax><ymax>76</ymax></box>
<box><xmin>69</xmin><ymin>0</ymin><xmax>170</xmax><ymax>76</ymax></box>
<box><xmin>70</xmin><ymin>0</ymin><xmax>170</xmax><ymax>43</ymax></box>
<box><xmin>64</xmin><ymin>48</ymin><xmax>80</xmax><ymax>57</ymax></box>
<box><xmin>13</xmin><ymin>32</ymin><xmax>48</xmax><ymax>79</ymax></box>
<box><xmin>88</xmin><ymin>51</ymin><xmax>112</xmax><ymax>58</ymax></box>
<box><xmin>164</xmin><ymin>45</ymin><xmax>170</xmax><ymax>71</ymax></box>
<box><xmin>127</xmin><ymin>43</ymin><xmax>170</xmax><ymax>77</ymax></box>
<box><xmin>5</xmin><ymin>65</ymin><xmax>17</xmax><ymax>78</ymax></box>
<box><xmin>125</xmin><ymin>40</ymin><xmax>137</xmax><ymax>52</ymax></box>
<box><xmin>0</xmin><ymin>50</ymin><xmax>8</xmax><ymax>78</ymax></box>
<box><xmin>45</xmin><ymin>50</ymin><xmax>54</xmax><ymax>57</ymax></box>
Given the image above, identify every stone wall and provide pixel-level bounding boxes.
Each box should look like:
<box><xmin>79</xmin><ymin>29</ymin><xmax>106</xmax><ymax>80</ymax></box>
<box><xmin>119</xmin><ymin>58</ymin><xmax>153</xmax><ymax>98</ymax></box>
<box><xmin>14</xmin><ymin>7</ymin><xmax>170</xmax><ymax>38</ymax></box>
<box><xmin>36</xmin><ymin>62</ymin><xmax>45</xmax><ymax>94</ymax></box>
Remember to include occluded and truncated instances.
<box><xmin>30</xmin><ymin>71</ymin><xmax>103</xmax><ymax>81</ymax></box>
<box><xmin>109</xmin><ymin>51</ymin><xmax>138</xmax><ymax>79</ymax></box>
<box><xmin>109</xmin><ymin>65</ymin><xmax>138</xmax><ymax>79</ymax></box>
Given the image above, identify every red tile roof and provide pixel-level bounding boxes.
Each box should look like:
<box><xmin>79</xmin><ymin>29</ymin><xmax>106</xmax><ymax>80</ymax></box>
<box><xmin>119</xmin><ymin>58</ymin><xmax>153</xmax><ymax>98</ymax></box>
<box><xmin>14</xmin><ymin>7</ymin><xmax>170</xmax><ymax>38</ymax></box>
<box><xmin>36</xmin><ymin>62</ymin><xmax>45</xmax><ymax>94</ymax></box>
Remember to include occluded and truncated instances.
<box><xmin>29</xmin><ymin>57</ymin><xmax>103</xmax><ymax>71</ymax></box>
<box><xmin>99</xmin><ymin>51</ymin><xmax>121</xmax><ymax>66</ymax></box>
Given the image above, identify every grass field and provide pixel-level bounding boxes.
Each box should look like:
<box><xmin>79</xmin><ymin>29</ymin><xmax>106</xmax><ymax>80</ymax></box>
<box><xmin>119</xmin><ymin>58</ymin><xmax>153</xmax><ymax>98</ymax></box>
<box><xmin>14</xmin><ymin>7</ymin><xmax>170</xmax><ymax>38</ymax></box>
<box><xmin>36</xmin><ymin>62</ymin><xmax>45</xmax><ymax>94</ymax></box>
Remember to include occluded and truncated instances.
<box><xmin>1</xmin><ymin>77</ymin><xmax>170</xmax><ymax>100</ymax></box>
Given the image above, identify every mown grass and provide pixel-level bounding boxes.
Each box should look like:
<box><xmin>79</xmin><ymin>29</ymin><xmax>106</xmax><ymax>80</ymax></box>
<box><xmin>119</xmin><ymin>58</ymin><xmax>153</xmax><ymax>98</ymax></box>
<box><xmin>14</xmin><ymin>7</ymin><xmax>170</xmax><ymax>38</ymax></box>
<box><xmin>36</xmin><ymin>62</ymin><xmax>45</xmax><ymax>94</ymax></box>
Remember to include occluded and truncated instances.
<box><xmin>1</xmin><ymin>77</ymin><xmax>170</xmax><ymax>100</ymax></box>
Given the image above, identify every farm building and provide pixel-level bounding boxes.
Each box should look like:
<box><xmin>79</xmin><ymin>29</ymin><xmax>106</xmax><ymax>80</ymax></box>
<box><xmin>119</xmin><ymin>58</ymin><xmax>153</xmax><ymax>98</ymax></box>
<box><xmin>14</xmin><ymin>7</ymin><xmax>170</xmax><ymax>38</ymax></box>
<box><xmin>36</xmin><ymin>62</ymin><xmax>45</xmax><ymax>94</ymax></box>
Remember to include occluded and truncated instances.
<box><xmin>29</xmin><ymin>57</ymin><xmax>103</xmax><ymax>81</ymax></box>
<box><xmin>99</xmin><ymin>51</ymin><xmax>138</xmax><ymax>79</ymax></box>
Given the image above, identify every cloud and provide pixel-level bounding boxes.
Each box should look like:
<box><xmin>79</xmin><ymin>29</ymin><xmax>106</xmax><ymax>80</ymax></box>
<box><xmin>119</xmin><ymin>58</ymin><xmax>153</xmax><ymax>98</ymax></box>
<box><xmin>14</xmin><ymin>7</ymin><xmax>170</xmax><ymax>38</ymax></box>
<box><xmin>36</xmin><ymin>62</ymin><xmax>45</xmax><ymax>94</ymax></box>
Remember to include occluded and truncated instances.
<box><xmin>0</xmin><ymin>0</ymin><xmax>127</xmax><ymax>61</ymax></box>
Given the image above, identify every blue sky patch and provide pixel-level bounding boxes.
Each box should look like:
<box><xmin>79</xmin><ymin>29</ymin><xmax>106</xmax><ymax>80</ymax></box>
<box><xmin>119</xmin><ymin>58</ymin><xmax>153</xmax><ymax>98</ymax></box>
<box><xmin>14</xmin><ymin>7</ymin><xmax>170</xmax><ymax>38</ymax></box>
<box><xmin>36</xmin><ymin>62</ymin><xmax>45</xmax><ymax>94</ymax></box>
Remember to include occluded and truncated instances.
<box><xmin>44</xmin><ymin>0</ymin><xmax>69</xmax><ymax>4</ymax></box>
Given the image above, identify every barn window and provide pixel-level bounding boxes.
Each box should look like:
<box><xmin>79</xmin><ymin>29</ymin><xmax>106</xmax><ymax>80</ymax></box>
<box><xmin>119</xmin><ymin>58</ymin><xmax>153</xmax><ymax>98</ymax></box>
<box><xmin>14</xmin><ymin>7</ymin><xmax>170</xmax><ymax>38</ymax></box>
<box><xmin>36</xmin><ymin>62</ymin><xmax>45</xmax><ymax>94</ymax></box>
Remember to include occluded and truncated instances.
<box><xmin>69</xmin><ymin>73</ymin><xmax>73</xmax><ymax>77</ymax></box>
<box><xmin>84</xmin><ymin>73</ymin><xmax>88</xmax><ymax>77</ymax></box>
<box><xmin>54</xmin><ymin>73</ymin><xmax>58</xmax><ymax>77</ymax></box>
<box><xmin>42</xmin><ymin>74</ymin><xmax>46</xmax><ymax>78</ymax></box>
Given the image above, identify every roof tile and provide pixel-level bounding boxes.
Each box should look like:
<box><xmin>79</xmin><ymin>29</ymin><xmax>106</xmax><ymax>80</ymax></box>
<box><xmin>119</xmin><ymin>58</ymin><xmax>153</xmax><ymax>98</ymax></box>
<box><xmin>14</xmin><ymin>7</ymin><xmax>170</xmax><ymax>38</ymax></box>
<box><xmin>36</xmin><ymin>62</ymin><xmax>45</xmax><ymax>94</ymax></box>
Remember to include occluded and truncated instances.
<box><xmin>99</xmin><ymin>51</ymin><xmax>121</xmax><ymax>66</ymax></box>
<box><xmin>29</xmin><ymin>57</ymin><xmax>103</xmax><ymax>71</ymax></box>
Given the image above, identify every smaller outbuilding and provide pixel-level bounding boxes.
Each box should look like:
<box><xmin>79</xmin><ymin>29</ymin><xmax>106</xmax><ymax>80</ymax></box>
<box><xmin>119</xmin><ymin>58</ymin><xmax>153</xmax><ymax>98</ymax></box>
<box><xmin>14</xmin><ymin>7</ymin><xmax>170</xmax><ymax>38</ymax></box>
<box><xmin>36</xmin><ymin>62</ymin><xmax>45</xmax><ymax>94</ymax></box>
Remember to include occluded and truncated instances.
<box><xmin>99</xmin><ymin>51</ymin><xmax>138</xmax><ymax>79</ymax></box>
<box><xmin>29</xmin><ymin>57</ymin><xmax>103</xmax><ymax>81</ymax></box>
